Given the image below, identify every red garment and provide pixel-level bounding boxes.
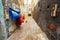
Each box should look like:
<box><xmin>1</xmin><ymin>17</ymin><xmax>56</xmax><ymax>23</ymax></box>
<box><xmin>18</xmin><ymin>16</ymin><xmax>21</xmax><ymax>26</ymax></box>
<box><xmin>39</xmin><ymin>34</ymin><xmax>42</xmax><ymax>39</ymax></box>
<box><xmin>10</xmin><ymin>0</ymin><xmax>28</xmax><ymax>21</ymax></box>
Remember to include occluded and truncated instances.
<box><xmin>16</xmin><ymin>14</ymin><xmax>24</xmax><ymax>26</ymax></box>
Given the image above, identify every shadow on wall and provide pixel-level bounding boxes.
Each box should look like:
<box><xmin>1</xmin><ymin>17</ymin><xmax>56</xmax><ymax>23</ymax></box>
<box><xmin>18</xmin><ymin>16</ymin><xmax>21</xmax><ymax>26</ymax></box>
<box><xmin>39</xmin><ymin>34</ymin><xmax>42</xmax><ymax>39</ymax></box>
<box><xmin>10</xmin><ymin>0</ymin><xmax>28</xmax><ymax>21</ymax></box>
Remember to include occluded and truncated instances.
<box><xmin>33</xmin><ymin>0</ymin><xmax>60</xmax><ymax>40</ymax></box>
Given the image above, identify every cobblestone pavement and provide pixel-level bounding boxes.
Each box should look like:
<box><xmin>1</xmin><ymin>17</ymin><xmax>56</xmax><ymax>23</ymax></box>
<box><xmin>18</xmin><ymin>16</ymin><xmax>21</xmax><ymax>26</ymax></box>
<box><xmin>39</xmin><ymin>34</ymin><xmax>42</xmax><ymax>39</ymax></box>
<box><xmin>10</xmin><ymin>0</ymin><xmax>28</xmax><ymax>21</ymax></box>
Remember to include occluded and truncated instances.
<box><xmin>7</xmin><ymin>17</ymin><xmax>49</xmax><ymax>40</ymax></box>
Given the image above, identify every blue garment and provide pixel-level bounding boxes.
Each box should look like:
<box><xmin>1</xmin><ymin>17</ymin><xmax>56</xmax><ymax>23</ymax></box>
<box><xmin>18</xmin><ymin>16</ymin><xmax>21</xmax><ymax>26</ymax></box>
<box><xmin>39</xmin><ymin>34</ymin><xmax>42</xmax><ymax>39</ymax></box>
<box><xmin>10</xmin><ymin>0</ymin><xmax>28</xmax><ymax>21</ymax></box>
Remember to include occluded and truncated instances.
<box><xmin>8</xmin><ymin>8</ymin><xmax>20</xmax><ymax>19</ymax></box>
